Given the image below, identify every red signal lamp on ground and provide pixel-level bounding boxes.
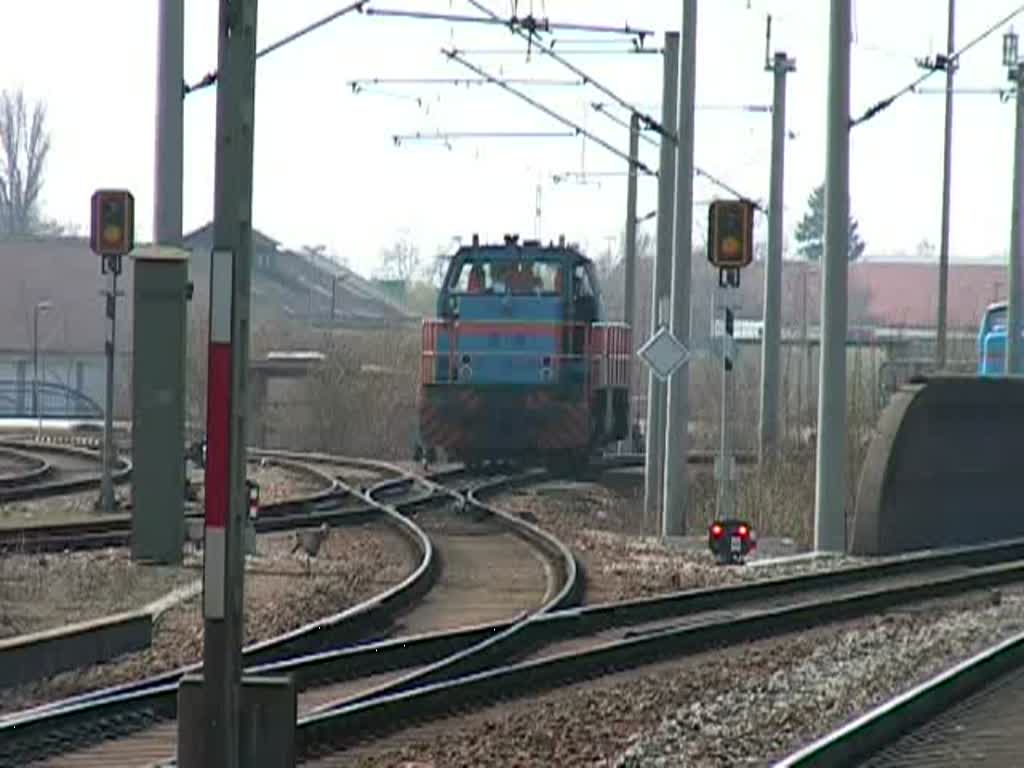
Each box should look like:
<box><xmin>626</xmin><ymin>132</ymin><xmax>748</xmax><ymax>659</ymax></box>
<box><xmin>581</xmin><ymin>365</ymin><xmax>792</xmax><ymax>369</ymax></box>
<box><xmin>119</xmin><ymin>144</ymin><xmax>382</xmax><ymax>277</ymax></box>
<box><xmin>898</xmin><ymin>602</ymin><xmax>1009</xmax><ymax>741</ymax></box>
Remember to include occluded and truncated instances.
<box><xmin>709</xmin><ymin>518</ymin><xmax>756</xmax><ymax>565</ymax></box>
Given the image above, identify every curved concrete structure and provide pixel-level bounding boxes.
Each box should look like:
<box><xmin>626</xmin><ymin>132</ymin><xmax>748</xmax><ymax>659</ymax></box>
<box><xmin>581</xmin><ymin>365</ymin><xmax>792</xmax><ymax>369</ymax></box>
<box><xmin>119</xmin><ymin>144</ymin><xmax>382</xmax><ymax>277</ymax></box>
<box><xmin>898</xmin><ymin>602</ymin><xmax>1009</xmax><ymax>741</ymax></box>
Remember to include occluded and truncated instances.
<box><xmin>852</xmin><ymin>375</ymin><xmax>1024</xmax><ymax>555</ymax></box>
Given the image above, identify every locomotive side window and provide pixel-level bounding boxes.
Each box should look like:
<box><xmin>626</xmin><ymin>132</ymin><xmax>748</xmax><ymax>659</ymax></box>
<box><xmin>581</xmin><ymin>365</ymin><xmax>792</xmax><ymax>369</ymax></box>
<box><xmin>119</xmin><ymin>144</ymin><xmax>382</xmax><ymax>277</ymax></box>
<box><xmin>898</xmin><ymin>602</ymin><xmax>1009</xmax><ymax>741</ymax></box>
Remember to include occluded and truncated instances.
<box><xmin>572</xmin><ymin>264</ymin><xmax>597</xmax><ymax>322</ymax></box>
<box><xmin>573</xmin><ymin>264</ymin><xmax>595</xmax><ymax>300</ymax></box>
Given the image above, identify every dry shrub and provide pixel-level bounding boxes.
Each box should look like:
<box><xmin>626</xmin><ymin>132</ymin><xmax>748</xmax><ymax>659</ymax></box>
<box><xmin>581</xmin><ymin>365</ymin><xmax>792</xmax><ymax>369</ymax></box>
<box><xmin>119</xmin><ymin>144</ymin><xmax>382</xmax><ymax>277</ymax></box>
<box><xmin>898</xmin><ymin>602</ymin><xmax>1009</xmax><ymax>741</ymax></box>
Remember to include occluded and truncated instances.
<box><xmin>294</xmin><ymin>328</ymin><xmax>421</xmax><ymax>458</ymax></box>
<box><xmin>676</xmin><ymin>342</ymin><xmax>886</xmax><ymax>548</ymax></box>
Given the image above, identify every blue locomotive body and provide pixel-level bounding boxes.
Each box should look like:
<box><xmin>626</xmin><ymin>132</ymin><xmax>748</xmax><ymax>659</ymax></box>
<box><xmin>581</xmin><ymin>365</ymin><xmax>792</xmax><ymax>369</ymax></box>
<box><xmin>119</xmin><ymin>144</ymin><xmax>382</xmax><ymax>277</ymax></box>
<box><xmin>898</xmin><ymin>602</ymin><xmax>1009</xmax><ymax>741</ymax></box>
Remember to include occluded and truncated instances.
<box><xmin>418</xmin><ymin>236</ymin><xmax>632</xmax><ymax>469</ymax></box>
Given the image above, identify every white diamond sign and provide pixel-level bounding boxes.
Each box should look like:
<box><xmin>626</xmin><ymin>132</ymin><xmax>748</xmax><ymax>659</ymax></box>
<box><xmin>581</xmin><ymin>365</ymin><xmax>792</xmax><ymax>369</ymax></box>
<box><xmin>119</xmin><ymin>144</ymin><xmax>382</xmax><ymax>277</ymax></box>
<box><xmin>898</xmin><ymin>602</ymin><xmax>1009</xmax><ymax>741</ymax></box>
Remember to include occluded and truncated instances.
<box><xmin>637</xmin><ymin>326</ymin><xmax>690</xmax><ymax>381</ymax></box>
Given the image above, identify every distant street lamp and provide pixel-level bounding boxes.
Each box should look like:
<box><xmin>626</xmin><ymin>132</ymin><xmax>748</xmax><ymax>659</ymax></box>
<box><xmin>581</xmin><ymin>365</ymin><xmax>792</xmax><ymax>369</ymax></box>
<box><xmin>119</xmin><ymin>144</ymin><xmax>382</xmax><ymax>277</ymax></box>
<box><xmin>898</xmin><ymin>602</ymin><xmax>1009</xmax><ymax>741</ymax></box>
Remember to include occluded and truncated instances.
<box><xmin>33</xmin><ymin>300</ymin><xmax>53</xmax><ymax>437</ymax></box>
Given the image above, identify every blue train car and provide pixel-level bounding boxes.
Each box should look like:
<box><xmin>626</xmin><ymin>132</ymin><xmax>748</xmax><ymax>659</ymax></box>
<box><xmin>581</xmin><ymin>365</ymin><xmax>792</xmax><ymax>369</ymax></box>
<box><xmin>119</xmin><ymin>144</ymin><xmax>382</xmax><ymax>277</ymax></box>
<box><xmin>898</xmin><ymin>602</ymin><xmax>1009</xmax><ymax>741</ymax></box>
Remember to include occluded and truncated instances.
<box><xmin>977</xmin><ymin>300</ymin><xmax>1020</xmax><ymax>375</ymax></box>
<box><xmin>418</xmin><ymin>234</ymin><xmax>631</xmax><ymax>470</ymax></box>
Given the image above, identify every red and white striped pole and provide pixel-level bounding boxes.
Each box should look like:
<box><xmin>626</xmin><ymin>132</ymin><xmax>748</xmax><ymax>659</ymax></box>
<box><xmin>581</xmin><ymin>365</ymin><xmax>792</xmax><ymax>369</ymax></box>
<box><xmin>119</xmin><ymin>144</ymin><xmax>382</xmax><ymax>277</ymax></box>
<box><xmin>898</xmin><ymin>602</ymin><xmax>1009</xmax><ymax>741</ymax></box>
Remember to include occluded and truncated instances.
<box><xmin>203</xmin><ymin>249</ymin><xmax>234</xmax><ymax>621</ymax></box>
<box><xmin>196</xmin><ymin>2</ymin><xmax>258</xmax><ymax>765</ymax></box>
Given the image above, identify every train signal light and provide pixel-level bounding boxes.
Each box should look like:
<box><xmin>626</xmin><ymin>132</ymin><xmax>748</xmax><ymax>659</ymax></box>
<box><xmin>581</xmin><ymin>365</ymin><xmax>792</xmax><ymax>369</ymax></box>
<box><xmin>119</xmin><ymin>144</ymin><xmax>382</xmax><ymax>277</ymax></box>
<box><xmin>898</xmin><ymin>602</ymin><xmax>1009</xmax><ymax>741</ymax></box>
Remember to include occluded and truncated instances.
<box><xmin>90</xmin><ymin>189</ymin><xmax>135</xmax><ymax>258</ymax></box>
<box><xmin>707</xmin><ymin>199</ymin><xmax>754</xmax><ymax>270</ymax></box>
<box><xmin>708</xmin><ymin>518</ymin><xmax>756</xmax><ymax>565</ymax></box>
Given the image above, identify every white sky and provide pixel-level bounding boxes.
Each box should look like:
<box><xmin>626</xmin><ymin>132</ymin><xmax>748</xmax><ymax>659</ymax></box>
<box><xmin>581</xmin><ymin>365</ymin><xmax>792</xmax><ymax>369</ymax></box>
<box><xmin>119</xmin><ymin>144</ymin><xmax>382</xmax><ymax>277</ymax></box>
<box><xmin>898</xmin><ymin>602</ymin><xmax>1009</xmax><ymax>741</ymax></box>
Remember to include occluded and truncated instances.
<box><xmin>7</xmin><ymin>0</ymin><xmax>1024</xmax><ymax>277</ymax></box>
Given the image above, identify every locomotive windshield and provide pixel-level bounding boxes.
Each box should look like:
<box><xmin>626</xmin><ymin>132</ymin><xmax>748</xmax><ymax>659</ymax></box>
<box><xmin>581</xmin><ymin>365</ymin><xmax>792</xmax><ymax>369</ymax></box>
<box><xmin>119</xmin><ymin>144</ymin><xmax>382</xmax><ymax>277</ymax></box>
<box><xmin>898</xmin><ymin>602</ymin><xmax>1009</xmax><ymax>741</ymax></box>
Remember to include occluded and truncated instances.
<box><xmin>448</xmin><ymin>257</ymin><xmax>564</xmax><ymax>296</ymax></box>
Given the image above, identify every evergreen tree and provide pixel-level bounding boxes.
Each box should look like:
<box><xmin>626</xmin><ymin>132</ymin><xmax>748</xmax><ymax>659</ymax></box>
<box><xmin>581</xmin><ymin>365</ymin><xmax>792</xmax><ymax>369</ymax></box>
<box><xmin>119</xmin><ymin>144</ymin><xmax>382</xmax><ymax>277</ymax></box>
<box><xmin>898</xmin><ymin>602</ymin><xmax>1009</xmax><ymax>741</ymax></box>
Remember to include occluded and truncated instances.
<box><xmin>794</xmin><ymin>182</ymin><xmax>866</xmax><ymax>261</ymax></box>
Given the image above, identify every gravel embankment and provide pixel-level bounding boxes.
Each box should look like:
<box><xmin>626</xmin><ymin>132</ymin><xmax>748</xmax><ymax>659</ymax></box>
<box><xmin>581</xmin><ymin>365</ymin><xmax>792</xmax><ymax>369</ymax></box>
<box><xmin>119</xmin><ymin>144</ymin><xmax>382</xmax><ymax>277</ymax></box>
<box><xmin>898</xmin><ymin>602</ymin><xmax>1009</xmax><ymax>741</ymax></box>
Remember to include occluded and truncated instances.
<box><xmin>191</xmin><ymin>461</ymin><xmax>329</xmax><ymax>506</ymax></box>
<box><xmin>0</xmin><ymin>522</ymin><xmax>415</xmax><ymax>716</ymax></box>
<box><xmin>493</xmin><ymin>483</ymin><xmax>865</xmax><ymax>603</ymax></box>
<box><xmin>0</xmin><ymin>549</ymin><xmax>196</xmax><ymax>639</ymax></box>
<box><xmin>0</xmin><ymin>486</ymin><xmax>132</xmax><ymax>528</ymax></box>
<box><xmin>332</xmin><ymin>584</ymin><xmax>1024</xmax><ymax>768</ymax></box>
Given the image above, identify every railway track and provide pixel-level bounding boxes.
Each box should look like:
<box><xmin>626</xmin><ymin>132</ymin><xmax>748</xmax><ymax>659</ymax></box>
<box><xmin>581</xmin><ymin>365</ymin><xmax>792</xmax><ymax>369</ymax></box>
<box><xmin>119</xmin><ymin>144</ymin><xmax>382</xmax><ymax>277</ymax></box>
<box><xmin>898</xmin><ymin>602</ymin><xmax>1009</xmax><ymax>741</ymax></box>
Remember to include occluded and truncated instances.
<box><xmin>15</xmin><ymin>529</ymin><xmax>1024</xmax><ymax>765</ymax></box>
<box><xmin>0</xmin><ymin>446</ymin><xmax>51</xmax><ymax>487</ymax></box>
<box><xmin>0</xmin><ymin>452</ymin><xmax>359</xmax><ymax>554</ymax></box>
<box><xmin>0</xmin><ymin>458</ymin><xmax>572</xmax><ymax>766</ymax></box>
<box><xmin>776</xmin><ymin>610</ymin><xmax>1024</xmax><ymax>766</ymax></box>
<box><xmin>0</xmin><ymin>441</ymin><xmax>131</xmax><ymax>505</ymax></box>
<box><xmin>8</xmin><ymin>442</ymin><xmax>1024</xmax><ymax>765</ymax></box>
<box><xmin>282</xmin><ymin>545</ymin><xmax>1024</xmax><ymax>763</ymax></box>
<box><xmin>279</xmin><ymin>538</ymin><xmax>1024</xmax><ymax>762</ymax></box>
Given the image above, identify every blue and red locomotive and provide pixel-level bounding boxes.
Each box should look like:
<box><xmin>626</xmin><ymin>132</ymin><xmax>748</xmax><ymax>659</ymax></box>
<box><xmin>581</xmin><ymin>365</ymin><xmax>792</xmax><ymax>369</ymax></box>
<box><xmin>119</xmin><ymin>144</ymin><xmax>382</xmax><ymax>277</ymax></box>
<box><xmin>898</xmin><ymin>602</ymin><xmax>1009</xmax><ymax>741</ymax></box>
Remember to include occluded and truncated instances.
<box><xmin>417</xmin><ymin>234</ymin><xmax>632</xmax><ymax>471</ymax></box>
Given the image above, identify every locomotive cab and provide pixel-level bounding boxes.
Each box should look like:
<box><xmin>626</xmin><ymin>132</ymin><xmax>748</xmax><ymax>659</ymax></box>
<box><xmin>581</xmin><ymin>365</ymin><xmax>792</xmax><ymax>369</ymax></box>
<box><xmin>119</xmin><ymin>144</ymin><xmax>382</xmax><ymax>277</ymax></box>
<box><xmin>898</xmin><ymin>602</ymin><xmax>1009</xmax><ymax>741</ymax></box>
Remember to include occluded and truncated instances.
<box><xmin>418</xmin><ymin>235</ymin><xmax>631</xmax><ymax>471</ymax></box>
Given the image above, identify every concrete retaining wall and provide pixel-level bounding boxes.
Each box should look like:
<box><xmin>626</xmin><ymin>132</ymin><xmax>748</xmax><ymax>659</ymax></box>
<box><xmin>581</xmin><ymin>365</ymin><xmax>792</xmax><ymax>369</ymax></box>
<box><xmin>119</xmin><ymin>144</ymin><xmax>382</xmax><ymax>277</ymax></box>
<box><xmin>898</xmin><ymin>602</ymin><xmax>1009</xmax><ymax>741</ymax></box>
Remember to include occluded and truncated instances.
<box><xmin>0</xmin><ymin>611</ymin><xmax>152</xmax><ymax>688</ymax></box>
<box><xmin>851</xmin><ymin>375</ymin><xmax>1024</xmax><ymax>555</ymax></box>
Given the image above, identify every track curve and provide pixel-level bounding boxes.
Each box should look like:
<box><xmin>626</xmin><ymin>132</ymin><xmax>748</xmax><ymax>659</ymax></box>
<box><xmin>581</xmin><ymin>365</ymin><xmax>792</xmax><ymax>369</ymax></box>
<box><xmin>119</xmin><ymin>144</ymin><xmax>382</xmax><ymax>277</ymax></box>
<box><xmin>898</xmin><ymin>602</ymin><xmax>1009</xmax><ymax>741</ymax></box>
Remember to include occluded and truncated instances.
<box><xmin>0</xmin><ymin>441</ymin><xmax>131</xmax><ymax>505</ymax></box>
<box><xmin>1</xmin><ymin>459</ymin><xmax>577</xmax><ymax>767</ymax></box>
<box><xmin>0</xmin><ymin>446</ymin><xmax>51</xmax><ymax>487</ymax></box>
<box><xmin>0</xmin><ymin>459</ymin><xmax>437</xmax><ymax>766</ymax></box>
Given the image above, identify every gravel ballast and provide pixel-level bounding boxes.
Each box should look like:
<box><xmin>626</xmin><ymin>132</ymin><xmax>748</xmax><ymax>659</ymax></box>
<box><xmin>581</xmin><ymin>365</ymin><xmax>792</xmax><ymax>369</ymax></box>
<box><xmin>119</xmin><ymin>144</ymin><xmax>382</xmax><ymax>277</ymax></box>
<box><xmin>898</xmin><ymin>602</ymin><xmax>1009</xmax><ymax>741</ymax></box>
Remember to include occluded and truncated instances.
<box><xmin>0</xmin><ymin>549</ymin><xmax>195</xmax><ymax>639</ymax></box>
<box><xmin>329</xmin><ymin>584</ymin><xmax>1024</xmax><ymax>767</ymax></box>
<box><xmin>494</xmin><ymin>483</ymin><xmax>865</xmax><ymax>603</ymax></box>
<box><xmin>0</xmin><ymin>521</ymin><xmax>415</xmax><ymax>716</ymax></box>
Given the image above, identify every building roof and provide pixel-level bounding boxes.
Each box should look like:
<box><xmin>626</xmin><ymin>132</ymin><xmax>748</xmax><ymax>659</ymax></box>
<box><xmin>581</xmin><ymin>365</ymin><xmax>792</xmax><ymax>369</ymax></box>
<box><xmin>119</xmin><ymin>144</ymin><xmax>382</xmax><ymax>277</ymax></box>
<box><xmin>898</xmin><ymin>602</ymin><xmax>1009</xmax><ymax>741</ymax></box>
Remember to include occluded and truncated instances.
<box><xmin>737</xmin><ymin>259</ymin><xmax>1007</xmax><ymax>331</ymax></box>
<box><xmin>0</xmin><ymin>227</ymin><xmax>417</xmax><ymax>355</ymax></box>
<box><xmin>182</xmin><ymin>223</ymin><xmax>417</xmax><ymax>325</ymax></box>
<box><xmin>602</xmin><ymin>254</ymin><xmax>1007</xmax><ymax>342</ymax></box>
<box><xmin>0</xmin><ymin>236</ymin><xmax>127</xmax><ymax>356</ymax></box>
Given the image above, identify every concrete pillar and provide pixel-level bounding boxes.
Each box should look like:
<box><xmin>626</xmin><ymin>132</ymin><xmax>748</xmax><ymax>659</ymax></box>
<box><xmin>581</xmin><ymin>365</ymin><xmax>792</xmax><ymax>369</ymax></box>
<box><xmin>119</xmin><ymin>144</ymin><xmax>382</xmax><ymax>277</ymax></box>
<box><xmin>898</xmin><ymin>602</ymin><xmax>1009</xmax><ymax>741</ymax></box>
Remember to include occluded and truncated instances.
<box><xmin>177</xmin><ymin>674</ymin><xmax>297</xmax><ymax>767</ymax></box>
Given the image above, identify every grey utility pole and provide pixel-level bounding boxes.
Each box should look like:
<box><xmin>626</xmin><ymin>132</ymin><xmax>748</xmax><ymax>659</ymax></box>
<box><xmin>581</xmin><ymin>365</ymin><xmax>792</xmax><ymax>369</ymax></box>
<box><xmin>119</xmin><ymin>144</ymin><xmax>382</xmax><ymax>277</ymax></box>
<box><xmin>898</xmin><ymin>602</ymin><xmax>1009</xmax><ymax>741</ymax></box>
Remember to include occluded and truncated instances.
<box><xmin>623</xmin><ymin>112</ymin><xmax>640</xmax><ymax>448</ymax></box>
<box><xmin>716</xmin><ymin>299</ymin><xmax>736</xmax><ymax>520</ymax></box>
<box><xmin>663</xmin><ymin>0</ymin><xmax>697</xmax><ymax>537</ymax></box>
<box><xmin>155</xmin><ymin>0</ymin><xmax>184</xmax><ymax>248</ymax></box>
<box><xmin>935</xmin><ymin>0</ymin><xmax>956</xmax><ymax>370</ymax></box>
<box><xmin>100</xmin><ymin>272</ymin><xmax>119</xmax><ymax>513</ymax></box>
<box><xmin>624</xmin><ymin>111</ymin><xmax>640</xmax><ymax>330</ymax></box>
<box><xmin>202</xmin><ymin>0</ymin><xmax>258</xmax><ymax>764</ymax></box>
<box><xmin>1009</xmin><ymin>59</ymin><xmax>1024</xmax><ymax>375</ymax></box>
<box><xmin>814</xmin><ymin>0</ymin><xmax>851</xmax><ymax>552</ymax></box>
<box><xmin>32</xmin><ymin>300</ymin><xmax>51</xmax><ymax>437</ymax></box>
<box><xmin>643</xmin><ymin>31</ymin><xmax>679</xmax><ymax>535</ymax></box>
<box><xmin>759</xmin><ymin>51</ymin><xmax>796</xmax><ymax>462</ymax></box>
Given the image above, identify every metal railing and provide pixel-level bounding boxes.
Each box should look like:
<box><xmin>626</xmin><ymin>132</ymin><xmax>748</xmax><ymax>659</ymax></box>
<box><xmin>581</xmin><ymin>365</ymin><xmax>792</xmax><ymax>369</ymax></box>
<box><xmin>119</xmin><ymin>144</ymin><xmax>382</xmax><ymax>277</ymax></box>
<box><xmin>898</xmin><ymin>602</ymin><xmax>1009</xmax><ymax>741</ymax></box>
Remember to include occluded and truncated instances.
<box><xmin>0</xmin><ymin>380</ymin><xmax>103</xmax><ymax>419</ymax></box>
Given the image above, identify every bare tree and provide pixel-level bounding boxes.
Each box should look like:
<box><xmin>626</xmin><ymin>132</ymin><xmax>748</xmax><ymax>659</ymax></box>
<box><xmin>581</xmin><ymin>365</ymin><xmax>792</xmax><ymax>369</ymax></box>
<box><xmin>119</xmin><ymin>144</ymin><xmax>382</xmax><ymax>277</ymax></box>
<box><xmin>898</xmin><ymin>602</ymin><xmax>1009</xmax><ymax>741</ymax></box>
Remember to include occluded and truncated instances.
<box><xmin>0</xmin><ymin>89</ymin><xmax>51</xmax><ymax>237</ymax></box>
<box><xmin>376</xmin><ymin>238</ymin><xmax>421</xmax><ymax>284</ymax></box>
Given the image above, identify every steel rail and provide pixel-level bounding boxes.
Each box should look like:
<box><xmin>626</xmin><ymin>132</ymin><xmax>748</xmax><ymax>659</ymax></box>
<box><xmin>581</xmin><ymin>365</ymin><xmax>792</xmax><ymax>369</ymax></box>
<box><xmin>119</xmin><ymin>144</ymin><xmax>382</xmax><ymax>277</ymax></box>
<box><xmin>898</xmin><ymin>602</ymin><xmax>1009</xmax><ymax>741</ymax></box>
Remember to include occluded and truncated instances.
<box><xmin>0</xmin><ymin>461</ymin><xmax>572</xmax><ymax>766</ymax></box>
<box><xmin>773</xmin><ymin>625</ymin><xmax>1024</xmax><ymax>766</ymax></box>
<box><xmin>0</xmin><ymin>454</ymin><xmax>346</xmax><ymax>553</ymax></box>
<box><xmin>297</xmin><ymin>466</ymin><xmax>584</xmax><ymax>711</ymax></box>
<box><xmin>292</xmin><ymin>556</ymin><xmax>1024</xmax><ymax>758</ymax></box>
<box><xmin>11</xmin><ymin>515</ymin><xmax>1024</xmax><ymax>763</ymax></box>
<box><xmin>0</xmin><ymin>440</ymin><xmax>132</xmax><ymax>504</ymax></box>
<box><xmin>0</xmin><ymin>446</ymin><xmax>52</xmax><ymax>487</ymax></box>
<box><xmin>0</xmin><ymin>460</ymin><xmax>480</xmax><ymax>766</ymax></box>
